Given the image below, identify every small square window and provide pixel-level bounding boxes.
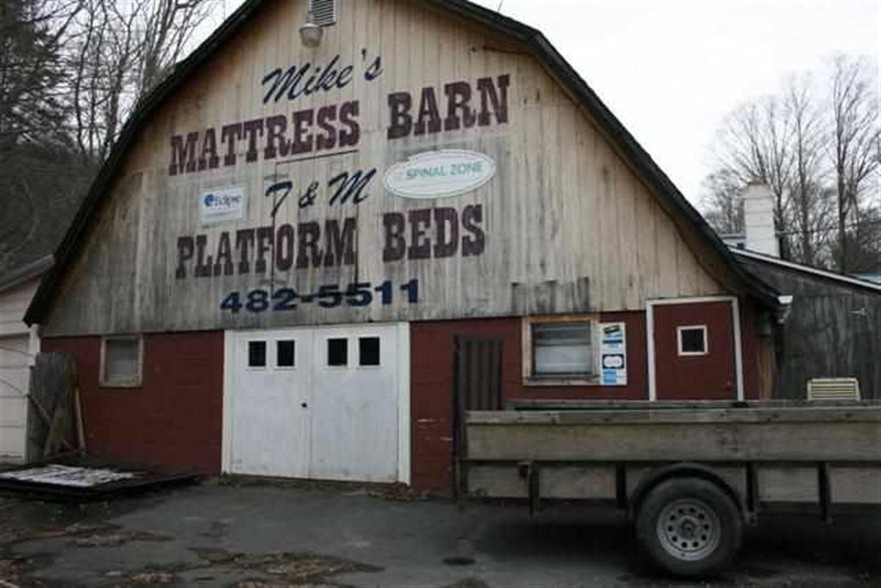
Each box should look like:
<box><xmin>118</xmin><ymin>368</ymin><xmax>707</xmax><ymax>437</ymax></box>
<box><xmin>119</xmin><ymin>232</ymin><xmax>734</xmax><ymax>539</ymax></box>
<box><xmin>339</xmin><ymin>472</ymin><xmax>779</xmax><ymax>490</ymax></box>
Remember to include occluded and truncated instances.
<box><xmin>248</xmin><ymin>341</ymin><xmax>267</xmax><ymax>367</ymax></box>
<box><xmin>532</xmin><ymin>322</ymin><xmax>594</xmax><ymax>378</ymax></box>
<box><xmin>359</xmin><ymin>337</ymin><xmax>380</xmax><ymax>366</ymax></box>
<box><xmin>101</xmin><ymin>336</ymin><xmax>142</xmax><ymax>387</ymax></box>
<box><xmin>678</xmin><ymin>326</ymin><xmax>708</xmax><ymax>356</ymax></box>
<box><xmin>327</xmin><ymin>338</ymin><xmax>348</xmax><ymax>366</ymax></box>
<box><xmin>277</xmin><ymin>340</ymin><xmax>295</xmax><ymax>367</ymax></box>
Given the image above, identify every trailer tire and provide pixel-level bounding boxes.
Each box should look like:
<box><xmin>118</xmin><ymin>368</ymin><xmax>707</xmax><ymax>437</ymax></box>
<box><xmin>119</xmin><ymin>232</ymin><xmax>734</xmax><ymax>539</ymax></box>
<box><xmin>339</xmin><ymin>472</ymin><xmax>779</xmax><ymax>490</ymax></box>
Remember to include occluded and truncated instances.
<box><xmin>636</xmin><ymin>477</ymin><xmax>742</xmax><ymax>577</ymax></box>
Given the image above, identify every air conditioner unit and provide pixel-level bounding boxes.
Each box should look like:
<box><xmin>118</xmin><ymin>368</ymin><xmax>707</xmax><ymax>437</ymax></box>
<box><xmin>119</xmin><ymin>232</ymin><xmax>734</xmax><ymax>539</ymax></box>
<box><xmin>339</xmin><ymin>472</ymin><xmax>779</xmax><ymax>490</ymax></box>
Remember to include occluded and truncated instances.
<box><xmin>807</xmin><ymin>378</ymin><xmax>861</xmax><ymax>401</ymax></box>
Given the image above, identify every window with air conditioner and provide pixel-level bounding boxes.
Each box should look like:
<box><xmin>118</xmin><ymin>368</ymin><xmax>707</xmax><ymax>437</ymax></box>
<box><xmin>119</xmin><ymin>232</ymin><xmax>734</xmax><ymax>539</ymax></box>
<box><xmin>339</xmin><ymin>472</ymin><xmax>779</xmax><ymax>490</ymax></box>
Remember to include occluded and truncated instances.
<box><xmin>528</xmin><ymin>320</ymin><xmax>596</xmax><ymax>380</ymax></box>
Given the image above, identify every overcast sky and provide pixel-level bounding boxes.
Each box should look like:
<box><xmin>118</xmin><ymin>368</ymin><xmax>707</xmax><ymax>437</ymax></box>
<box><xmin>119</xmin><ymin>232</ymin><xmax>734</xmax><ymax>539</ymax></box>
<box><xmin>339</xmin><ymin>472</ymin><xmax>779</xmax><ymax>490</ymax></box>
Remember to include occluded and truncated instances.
<box><xmin>202</xmin><ymin>0</ymin><xmax>880</xmax><ymax>207</ymax></box>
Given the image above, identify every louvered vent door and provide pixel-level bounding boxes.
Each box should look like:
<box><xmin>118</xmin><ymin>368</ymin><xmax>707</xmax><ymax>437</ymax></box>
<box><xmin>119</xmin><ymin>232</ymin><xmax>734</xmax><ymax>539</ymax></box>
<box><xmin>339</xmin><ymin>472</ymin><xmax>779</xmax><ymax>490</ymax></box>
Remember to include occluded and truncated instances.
<box><xmin>455</xmin><ymin>337</ymin><xmax>504</xmax><ymax>411</ymax></box>
<box><xmin>309</xmin><ymin>0</ymin><xmax>337</xmax><ymax>26</ymax></box>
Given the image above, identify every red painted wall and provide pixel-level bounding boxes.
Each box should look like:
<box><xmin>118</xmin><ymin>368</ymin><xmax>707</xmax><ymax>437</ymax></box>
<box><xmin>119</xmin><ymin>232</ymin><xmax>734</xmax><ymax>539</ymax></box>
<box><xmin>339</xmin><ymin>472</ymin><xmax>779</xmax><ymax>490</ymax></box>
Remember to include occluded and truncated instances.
<box><xmin>410</xmin><ymin>313</ymin><xmax>647</xmax><ymax>495</ymax></box>
<box><xmin>42</xmin><ymin>331</ymin><xmax>223</xmax><ymax>473</ymax></box>
<box><xmin>40</xmin><ymin>306</ymin><xmax>765</xmax><ymax>491</ymax></box>
<box><xmin>653</xmin><ymin>301</ymin><xmax>736</xmax><ymax>400</ymax></box>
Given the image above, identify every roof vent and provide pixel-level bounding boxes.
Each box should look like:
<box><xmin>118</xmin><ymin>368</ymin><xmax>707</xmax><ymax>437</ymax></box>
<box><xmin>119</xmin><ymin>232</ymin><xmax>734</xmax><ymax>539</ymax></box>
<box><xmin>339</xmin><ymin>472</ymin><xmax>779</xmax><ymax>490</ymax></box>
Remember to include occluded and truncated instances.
<box><xmin>309</xmin><ymin>0</ymin><xmax>337</xmax><ymax>26</ymax></box>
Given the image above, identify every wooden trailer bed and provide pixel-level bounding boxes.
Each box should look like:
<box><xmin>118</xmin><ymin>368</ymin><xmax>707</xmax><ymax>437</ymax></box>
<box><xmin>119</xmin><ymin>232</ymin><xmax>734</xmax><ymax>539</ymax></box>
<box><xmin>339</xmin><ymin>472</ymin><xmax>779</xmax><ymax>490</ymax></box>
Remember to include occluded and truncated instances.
<box><xmin>456</xmin><ymin>401</ymin><xmax>881</xmax><ymax>576</ymax></box>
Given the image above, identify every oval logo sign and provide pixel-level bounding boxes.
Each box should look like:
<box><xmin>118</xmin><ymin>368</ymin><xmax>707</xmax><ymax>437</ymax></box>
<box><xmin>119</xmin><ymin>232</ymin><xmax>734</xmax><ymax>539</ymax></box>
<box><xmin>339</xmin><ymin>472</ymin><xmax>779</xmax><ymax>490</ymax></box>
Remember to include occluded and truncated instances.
<box><xmin>383</xmin><ymin>150</ymin><xmax>495</xmax><ymax>199</ymax></box>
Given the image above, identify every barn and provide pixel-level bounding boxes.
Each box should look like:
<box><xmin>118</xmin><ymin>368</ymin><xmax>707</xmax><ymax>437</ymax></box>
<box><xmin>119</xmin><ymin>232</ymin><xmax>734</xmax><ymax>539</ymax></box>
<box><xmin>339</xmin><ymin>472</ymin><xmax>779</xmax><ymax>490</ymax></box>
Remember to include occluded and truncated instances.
<box><xmin>24</xmin><ymin>0</ymin><xmax>782</xmax><ymax>494</ymax></box>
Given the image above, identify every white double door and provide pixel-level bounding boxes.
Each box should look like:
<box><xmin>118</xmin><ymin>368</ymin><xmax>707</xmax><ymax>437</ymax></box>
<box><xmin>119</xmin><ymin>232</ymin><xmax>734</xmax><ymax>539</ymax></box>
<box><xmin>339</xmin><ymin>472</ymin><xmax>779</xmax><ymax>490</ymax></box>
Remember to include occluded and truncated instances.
<box><xmin>225</xmin><ymin>323</ymin><xmax>406</xmax><ymax>482</ymax></box>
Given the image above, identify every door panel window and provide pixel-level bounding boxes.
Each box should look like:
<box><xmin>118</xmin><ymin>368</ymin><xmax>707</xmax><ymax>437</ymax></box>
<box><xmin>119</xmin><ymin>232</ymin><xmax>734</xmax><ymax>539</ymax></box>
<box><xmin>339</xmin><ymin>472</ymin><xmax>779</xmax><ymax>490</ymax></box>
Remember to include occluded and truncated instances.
<box><xmin>277</xmin><ymin>340</ymin><xmax>296</xmax><ymax>367</ymax></box>
<box><xmin>677</xmin><ymin>325</ymin><xmax>708</xmax><ymax>356</ymax></box>
<box><xmin>359</xmin><ymin>337</ymin><xmax>380</xmax><ymax>366</ymax></box>
<box><xmin>248</xmin><ymin>341</ymin><xmax>267</xmax><ymax>367</ymax></box>
<box><xmin>327</xmin><ymin>338</ymin><xmax>348</xmax><ymax>366</ymax></box>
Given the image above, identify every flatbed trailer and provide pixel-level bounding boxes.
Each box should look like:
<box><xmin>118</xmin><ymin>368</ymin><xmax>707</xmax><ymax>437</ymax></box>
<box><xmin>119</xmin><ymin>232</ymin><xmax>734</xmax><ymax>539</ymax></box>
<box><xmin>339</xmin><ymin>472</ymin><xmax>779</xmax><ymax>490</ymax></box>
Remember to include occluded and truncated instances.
<box><xmin>456</xmin><ymin>400</ymin><xmax>881</xmax><ymax>576</ymax></box>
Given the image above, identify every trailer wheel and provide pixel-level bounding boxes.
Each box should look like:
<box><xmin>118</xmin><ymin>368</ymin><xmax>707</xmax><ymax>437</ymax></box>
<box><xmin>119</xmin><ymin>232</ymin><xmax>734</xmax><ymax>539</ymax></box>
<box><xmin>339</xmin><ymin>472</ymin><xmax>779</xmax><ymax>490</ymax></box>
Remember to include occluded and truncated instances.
<box><xmin>636</xmin><ymin>477</ymin><xmax>742</xmax><ymax>577</ymax></box>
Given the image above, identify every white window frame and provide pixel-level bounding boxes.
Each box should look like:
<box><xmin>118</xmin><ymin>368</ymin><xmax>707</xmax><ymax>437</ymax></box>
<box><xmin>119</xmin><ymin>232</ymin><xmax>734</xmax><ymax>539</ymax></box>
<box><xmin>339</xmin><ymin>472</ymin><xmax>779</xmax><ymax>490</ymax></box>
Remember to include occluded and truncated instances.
<box><xmin>325</xmin><ymin>336</ymin><xmax>349</xmax><ymax>369</ymax></box>
<box><xmin>356</xmin><ymin>335</ymin><xmax>382</xmax><ymax>369</ymax></box>
<box><xmin>245</xmin><ymin>339</ymin><xmax>268</xmax><ymax>371</ymax></box>
<box><xmin>522</xmin><ymin>315</ymin><xmax>600</xmax><ymax>386</ymax></box>
<box><xmin>99</xmin><ymin>335</ymin><xmax>143</xmax><ymax>388</ymax></box>
<box><xmin>676</xmin><ymin>325</ymin><xmax>708</xmax><ymax>356</ymax></box>
<box><xmin>274</xmin><ymin>338</ymin><xmax>298</xmax><ymax>370</ymax></box>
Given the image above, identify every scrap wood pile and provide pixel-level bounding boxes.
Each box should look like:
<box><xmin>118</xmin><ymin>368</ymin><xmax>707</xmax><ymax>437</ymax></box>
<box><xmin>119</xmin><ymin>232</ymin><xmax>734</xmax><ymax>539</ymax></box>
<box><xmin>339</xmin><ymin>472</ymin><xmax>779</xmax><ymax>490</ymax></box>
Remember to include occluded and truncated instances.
<box><xmin>26</xmin><ymin>352</ymin><xmax>85</xmax><ymax>460</ymax></box>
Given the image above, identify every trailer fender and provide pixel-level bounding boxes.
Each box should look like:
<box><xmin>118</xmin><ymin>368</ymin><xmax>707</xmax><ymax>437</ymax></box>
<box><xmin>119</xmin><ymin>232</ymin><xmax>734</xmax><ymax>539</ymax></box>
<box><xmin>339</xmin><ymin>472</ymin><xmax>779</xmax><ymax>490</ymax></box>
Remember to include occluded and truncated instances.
<box><xmin>628</xmin><ymin>462</ymin><xmax>746</xmax><ymax>522</ymax></box>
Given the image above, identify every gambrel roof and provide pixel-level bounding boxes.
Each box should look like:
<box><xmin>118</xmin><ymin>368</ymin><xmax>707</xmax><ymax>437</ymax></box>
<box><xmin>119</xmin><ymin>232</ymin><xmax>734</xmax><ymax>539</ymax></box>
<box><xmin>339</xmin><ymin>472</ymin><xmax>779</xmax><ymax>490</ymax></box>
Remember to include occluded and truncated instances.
<box><xmin>25</xmin><ymin>0</ymin><xmax>778</xmax><ymax>324</ymax></box>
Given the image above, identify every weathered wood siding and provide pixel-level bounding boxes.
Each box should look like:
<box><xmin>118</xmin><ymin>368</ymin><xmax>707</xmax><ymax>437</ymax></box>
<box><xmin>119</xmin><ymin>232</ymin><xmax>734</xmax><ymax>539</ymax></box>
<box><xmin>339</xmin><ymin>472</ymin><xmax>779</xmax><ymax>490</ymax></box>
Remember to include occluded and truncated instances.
<box><xmin>738</xmin><ymin>258</ymin><xmax>881</xmax><ymax>399</ymax></box>
<box><xmin>464</xmin><ymin>407</ymin><xmax>881</xmax><ymax>461</ymax></box>
<box><xmin>44</xmin><ymin>0</ymin><xmax>724</xmax><ymax>337</ymax></box>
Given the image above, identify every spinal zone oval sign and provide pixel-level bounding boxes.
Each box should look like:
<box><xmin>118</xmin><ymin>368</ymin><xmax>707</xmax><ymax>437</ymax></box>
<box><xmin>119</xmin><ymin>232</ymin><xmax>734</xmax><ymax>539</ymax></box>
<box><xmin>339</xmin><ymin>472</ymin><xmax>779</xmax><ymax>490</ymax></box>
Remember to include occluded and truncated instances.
<box><xmin>383</xmin><ymin>150</ymin><xmax>496</xmax><ymax>199</ymax></box>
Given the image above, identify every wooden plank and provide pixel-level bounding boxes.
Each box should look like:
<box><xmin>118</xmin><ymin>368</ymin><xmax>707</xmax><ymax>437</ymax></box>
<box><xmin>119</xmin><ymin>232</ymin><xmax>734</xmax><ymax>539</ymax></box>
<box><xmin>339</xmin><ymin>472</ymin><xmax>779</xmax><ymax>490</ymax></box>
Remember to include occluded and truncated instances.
<box><xmin>467</xmin><ymin>463</ymin><xmax>748</xmax><ymax>502</ymax></box>
<box><xmin>757</xmin><ymin>466</ymin><xmax>817</xmax><ymax>503</ymax></box>
<box><xmin>506</xmin><ymin>399</ymin><xmax>881</xmax><ymax>410</ymax></box>
<box><xmin>464</xmin><ymin>407</ymin><xmax>881</xmax><ymax>462</ymax></box>
<box><xmin>830</xmin><ymin>466</ymin><xmax>881</xmax><ymax>504</ymax></box>
<box><xmin>468</xmin><ymin>405</ymin><xmax>881</xmax><ymax>424</ymax></box>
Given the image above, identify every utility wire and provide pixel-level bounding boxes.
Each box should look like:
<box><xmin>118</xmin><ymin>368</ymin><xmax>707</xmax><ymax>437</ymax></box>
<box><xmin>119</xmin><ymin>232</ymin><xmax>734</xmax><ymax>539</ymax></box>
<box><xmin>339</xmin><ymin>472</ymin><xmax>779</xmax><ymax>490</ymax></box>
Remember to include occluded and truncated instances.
<box><xmin>774</xmin><ymin>218</ymin><xmax>881</xmax><ymax>237</ymax></box>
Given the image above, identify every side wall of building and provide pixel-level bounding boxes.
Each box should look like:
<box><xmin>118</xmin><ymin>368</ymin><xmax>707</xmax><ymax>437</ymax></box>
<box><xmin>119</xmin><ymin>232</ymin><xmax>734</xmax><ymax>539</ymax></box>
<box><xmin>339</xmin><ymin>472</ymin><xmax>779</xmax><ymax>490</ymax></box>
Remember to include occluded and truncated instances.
<box><xmin>411</xmin><ymin>309</ymin><xmax>767</xmax><ymax>494</ymax></box>
<box><xmin>1</xmin><ymin>279</ymin><xmax>39</xmax><ymax>337</ymax></box>
<box><xmin>42</xmin><ymin>331</ymin><xmax>224</xmax><ymax>472</ymax></box>
<box><xmin>38</xmin><ymin>303</ymin><xmax>767</xmax><ymax>490</ymax></box>
<box><xmin>0</xmin><ymin>277</ymin><xmax>42</xmax><ymax>464</ymax></box>
<box><xmin>413</xmin><ymin>313</ymin><xmax>645</xmax><ymax>495</ymax></box>
<box><xmin>738</xmin><ymin>258</ymin><xmax>881</xmax><ymax>399</ymax></box>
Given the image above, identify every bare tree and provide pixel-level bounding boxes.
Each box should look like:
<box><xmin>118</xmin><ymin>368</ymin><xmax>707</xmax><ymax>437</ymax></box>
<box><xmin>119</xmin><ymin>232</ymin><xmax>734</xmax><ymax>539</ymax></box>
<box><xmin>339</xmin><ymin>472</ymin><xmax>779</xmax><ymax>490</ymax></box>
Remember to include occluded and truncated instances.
<box><xmin>784</xmin><ymin>74</ymin><xmax>828</xmax><ymax>266</ymax></box>
<box><xmin>137</xmin><ymin>0</ymin><xmax>214</xmax><ymax>96</ymax></box>
<box><xmin>711</xmin><ymin>95</ymin><xmax>794</xmax><ymax>248</ymax></box>
<box><xmin>829</xmin><ymin>55</ymin><xmax>879</xmax><ymax>272</ymax></box>
<box><xmin>0</xmin><ymin>0</ymin><xmax>86</xmax><ymax>273</ymax></box>
<box><xmin>1</xmin><ymin>0</ymin><xmax>215</xmax><ymax>274</ymax></box>
<box><xmin>701</xmin><ymin>169</ymin><xmax>743</xmax><ymax>235</ymax></box>
<box><xmin>704</xmin><ymin>55</ymin><xmax>880</xmax><ymax>271</ymax></box>
<box><xmin>65</xmin><ymin>0</ymin><xmax>215</xmax><ymax>163</ymax></box>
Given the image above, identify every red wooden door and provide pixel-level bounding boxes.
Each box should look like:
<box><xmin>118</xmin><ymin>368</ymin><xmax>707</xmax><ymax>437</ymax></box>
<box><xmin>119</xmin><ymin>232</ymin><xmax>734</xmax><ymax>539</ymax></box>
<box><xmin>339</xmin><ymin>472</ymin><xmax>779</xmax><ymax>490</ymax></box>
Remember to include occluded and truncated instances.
<box><xmin>653</xmin><ymin>301</ymin><xmax>737</xmax><ymax>400</ymax></box>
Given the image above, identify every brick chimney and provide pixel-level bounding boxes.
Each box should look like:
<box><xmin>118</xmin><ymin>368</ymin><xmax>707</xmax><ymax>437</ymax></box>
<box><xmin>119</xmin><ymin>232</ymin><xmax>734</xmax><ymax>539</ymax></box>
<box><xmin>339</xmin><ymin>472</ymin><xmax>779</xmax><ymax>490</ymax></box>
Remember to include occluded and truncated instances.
<box><xmin>743</xmin><ymin>181</ymin><xmax>778</xmax><ymax>257</ymax></box>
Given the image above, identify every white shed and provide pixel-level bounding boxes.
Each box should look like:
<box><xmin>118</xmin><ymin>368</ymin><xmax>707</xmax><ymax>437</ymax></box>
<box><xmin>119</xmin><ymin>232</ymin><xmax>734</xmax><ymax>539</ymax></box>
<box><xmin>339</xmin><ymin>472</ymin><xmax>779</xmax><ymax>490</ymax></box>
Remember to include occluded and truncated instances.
<box><xmin>0</xmin><ymin>256</ymin><xmax>51</xmax><ymax>464</ymax></box>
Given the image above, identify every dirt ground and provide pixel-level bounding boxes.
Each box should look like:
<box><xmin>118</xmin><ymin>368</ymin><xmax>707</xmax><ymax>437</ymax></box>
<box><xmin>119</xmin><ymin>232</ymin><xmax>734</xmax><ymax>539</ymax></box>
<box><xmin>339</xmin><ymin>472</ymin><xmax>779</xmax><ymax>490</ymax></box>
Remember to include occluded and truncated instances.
<box><xmin>0</xmin><ymin>478</ymin><xmax>878</xmax><ymax>587</ymax></box>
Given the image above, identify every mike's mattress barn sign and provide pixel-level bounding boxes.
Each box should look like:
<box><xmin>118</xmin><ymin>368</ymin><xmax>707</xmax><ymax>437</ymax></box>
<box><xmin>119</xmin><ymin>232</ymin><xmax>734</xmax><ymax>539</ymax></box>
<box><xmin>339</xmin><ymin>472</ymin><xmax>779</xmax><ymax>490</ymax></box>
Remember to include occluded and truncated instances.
<box><xmin>168</xmin><ymin>51</ymin><xmax>511</xmax><ymax>320</ymax></box>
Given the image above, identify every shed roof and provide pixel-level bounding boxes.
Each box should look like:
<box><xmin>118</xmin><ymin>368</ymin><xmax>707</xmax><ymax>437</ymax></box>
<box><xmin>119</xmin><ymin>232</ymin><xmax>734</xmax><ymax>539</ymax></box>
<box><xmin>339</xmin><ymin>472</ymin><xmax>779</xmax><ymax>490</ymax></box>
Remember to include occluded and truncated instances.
<box><xmin>25</xmin><ymin>0</ymin><xmax>779</xmax><ymax>325</ymax></box>
<box><xmin>733</xmin><ymin>248</ymin><xmax>881</xmax><ymax>295</ymax></box>
<box><xmin>0</xmin><ymin>254</ymin><xmax>53</xmax><ymax>294</ymax></box>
